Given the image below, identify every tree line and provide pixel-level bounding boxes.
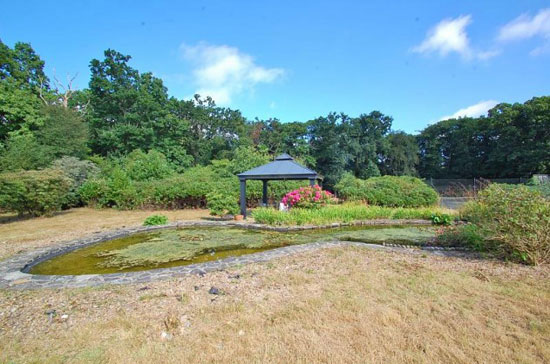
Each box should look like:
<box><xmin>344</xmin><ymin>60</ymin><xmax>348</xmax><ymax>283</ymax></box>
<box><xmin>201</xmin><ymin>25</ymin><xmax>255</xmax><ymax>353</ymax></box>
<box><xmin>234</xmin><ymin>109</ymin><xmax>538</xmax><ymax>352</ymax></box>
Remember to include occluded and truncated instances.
<box><xmin>1</xmin><ymin>40</ymin><xmax>549</xmax><ymax>189</ymax></box>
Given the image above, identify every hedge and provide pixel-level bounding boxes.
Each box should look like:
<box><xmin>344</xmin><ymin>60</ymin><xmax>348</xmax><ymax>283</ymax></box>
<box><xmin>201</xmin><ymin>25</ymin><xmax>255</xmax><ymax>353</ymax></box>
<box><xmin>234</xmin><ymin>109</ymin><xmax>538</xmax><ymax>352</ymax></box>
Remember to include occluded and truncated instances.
<box><xmin>0</xmin><ymin>168</ymin><xmax>72</xmax><ymax>216</ymax></box>
<box><xmin>335</xmin><ymin>174</ymin><xmax>439</xmax><ymax>207</ymax></box>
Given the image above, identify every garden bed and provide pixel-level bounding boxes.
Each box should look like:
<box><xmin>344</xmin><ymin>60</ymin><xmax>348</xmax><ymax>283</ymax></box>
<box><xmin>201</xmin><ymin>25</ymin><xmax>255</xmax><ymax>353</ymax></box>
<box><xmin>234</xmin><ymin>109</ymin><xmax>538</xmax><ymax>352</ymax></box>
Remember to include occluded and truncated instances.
<box><xmin>252</xmin><ymin>203</ymin><xmax>456</xmax><ymax>226</ymax></box>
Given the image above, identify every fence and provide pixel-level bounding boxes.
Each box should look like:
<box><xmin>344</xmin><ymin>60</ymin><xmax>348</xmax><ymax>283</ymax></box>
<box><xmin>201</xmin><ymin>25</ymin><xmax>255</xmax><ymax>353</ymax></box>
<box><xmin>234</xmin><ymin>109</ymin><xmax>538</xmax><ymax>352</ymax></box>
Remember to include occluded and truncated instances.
<box><xmin>426</xmin><ymin>177</ymin><xmax>530</xmax><ymax>197</ymax></box>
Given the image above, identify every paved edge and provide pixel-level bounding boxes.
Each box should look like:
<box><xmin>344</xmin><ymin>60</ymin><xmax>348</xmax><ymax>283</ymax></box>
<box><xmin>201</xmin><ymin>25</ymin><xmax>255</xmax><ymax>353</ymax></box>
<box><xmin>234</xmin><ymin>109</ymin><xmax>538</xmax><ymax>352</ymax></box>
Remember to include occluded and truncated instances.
<box><xmin>0</xmin><ymin>219</ymin><xmax>456</xmax><ymax>290</ymax></box>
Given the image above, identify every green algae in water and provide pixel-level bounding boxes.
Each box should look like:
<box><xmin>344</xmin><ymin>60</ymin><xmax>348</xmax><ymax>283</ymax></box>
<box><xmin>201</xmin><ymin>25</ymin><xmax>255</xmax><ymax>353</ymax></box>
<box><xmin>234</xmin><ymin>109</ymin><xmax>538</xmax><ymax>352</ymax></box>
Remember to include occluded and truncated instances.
<box><xmin>29</xmin><ymin>226</ymin><xmax>436</xmax><ymax>275</ymax></box>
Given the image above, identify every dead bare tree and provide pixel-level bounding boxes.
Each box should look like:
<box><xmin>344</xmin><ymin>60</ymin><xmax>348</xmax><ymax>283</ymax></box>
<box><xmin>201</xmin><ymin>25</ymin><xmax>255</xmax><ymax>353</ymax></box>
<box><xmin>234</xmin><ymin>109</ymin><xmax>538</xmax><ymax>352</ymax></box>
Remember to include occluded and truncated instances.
<box><xmin>37</xmin><ymin>76</ymin><xmax>49</xmax><ymax>105</ymax></box>
<box><xmin>53</xmin><ymin>72</ymin><xmax>78</xmax><ymax>108</ymax></box>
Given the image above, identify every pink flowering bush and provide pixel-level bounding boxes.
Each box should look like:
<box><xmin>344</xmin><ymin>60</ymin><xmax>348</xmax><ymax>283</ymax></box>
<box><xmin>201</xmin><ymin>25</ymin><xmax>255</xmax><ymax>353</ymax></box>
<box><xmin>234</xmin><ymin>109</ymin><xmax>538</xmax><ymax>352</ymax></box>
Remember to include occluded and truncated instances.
<box><xmin>281</xmin><ymin>185</ymin><xmax>336</xmax><ymax>209</ymax></box>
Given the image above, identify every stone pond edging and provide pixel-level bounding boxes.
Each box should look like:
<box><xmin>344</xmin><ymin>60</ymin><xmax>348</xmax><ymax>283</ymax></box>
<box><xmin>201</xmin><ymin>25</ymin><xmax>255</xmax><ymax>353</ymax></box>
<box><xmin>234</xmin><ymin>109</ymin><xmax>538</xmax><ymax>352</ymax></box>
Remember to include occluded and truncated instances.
<box><xmin>0</xmin><ymin>219</ymin><xmax>463</xmax><ymax>290</ymax></box>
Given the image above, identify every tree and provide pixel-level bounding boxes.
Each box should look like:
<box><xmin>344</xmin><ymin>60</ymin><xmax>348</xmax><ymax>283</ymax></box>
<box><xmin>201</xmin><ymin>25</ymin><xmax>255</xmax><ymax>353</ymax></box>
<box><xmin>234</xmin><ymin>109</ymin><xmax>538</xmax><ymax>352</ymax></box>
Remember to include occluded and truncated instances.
<box><xmin>379</xmin><ymin>131</ymin><xmax>418</xmax><ymax>176</ymax></box>
<box><xmin>36</xmin><ymin>105</ymin><xmax>89</xmax><ymax>159</ymax></box>
<box><xmin>416</xmin><ymin>96</ymin><xmax>550</xmax><ymax>178</ymax></box>
<box><xmin>168</xmin><ymin>95</ymin><xmax>250</xmax><ymax>165</ymax></box>
<box><xmin>344</xmin><ymin>111</ymin><xmax>392</xmax><ymax>178</ymax></box>
<box><xmin>0</xmin><ymin>41</ymin><xmax>50</xmax><ymax>141</ymax></box>
<box><xmin>88</xmin><ymin>49</ymin><xmax>159</xmax><ymax>155</ymax></box>
<box><xmin>486</xmin><ymin>97</ymin><xmax>550</xmax><ymax>177</ymax></box>
<box><xmin>0</xmin><ymin>40</ymin><xmax>49</xmax><ymax>92</ymax></box>
<box><xmin>253</xmin><ymin>118</ymin><xmax>314</xmax><ymax>166</ymax></box>
<box><xmin>0</xmin><ymin>81</ymin><xmax>44</xmax><ymax>140</ymax></box>
<box><xmin>308</xmin><ymin>113</ymin><xmax>351</xmax><ymax>188</ymax></box>
<box><xmin>0</xmin><ymin>133</ymin><xmax>51</xmax><ymax>171</ymax></box>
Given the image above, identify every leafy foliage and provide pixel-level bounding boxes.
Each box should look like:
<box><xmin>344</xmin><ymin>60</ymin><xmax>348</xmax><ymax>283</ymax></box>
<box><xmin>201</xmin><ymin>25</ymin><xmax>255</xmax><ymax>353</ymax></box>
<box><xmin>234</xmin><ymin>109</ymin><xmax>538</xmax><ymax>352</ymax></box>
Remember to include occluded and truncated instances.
<box><xmin>417</xmin><ymin>97</ymin><xmax>550</xmax><ymax>178</ymax></box>
<box><xmin>435</xmin><ymin>224</ymin><xmax>485</xmax><ymax>250</ymax></box>
<box><xmin>0</xmin><ymin>133</ymin><xmax>52</xmax><ymax>171</ymax></box>
<box><xmin>206</xmin><ymin>192</ymin><xmax>239</xmax><ymax>216</ymax></box>
<box><xmin>123</xmin><ymin>149</ymin><xmax>174</xmax><ymax>181</ymax></box>
<box><xmin>36</xmin><ymin>105</ymin><xmax>89</xmax><ymax>160</ymax></box>
<box><xmin>1</xmin><ymin>42</ymin><xmax>549</xmax><ymax>219</ymax></box>
<box><xmin>335</xmin><ymin>175</ymin><xmax>438</xmax><ymax>207</ymax></box>
<box><xmin>51</xmin><ymin>157</ymin><xmax>100</xmax><ymax>206</ymax></box>
<box><xmin>379</xmin><ymin>131</ymin><xmax>419</xmax><ymax>176</ymax></box>
<box><xmin>430</xmin><ymin>213</ymin><xmax>453</xmax><ymax>226</ymax></box>
<box><xmin>252</xmin><ymin>202</ymin><xmax>454</xmax><ymax>226</ymax></box>
<box><xmin>143</xmin><ymin>214</ymin><xmax>169</xmax><ymax>226</ymax></box>
<box><xmin>459</xmin><ymin>184</ymin><xmax>550</xmax><ymax>265</ymax></box>
<box><xmin>0</xmin><ymin>168</ymin><xmax>72</xmax><ymax>216</ymax></box>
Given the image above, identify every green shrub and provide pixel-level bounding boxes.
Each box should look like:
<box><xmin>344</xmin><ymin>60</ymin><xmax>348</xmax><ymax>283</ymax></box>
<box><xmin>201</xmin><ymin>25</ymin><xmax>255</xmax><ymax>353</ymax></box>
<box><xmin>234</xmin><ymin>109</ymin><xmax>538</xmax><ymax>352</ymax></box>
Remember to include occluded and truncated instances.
<box><xmin>460</xmin><ymin>184</ymin><xmax>550</xmax><ymax>265</ymax></box>
<box><xmin>124</xmin><ymin>149</ymin><xmax>174</xmax><ymax>181</ymax></box>
<box><xmin>436</xmin><ymin>224</ymin><xmax>485</xmax><ymax>250</ymax></box>
<box><xmin>79</xmin><ymin>178</ymin><xmax>110</xmax><ymax>207</ymax></box>
<box><xmin>79</xmin><ymin>168</ymin><xmax>141</xmax><ymax>209</ymax></box>
<box><xmin>105</xmin><ymin>168</ymin><xmax>141</xmax><ymax>209</ymax></box>
<box><xmin>143</xmin><ymin>214</ymin><xmax>169</xmax><ymax>226</ymax></box>
<box><xmin>0</xmin><ymin>134</ymin><xmax>52</xmax><ymax>171</ymax></box>
<box><xmin>206</xmin><ymin>192</ymin><xmax>239</xmax><ymax>216</ymax></box>
<box><xmin>51</xmin><ymin>157</ymin><xmax>100</xmax><ymax>206</ymax></box>
<box><xmin>0</xmin><ymin>168</ymin><xmax>72</xmax><ymax>216</ymax></box>
<box><xmin>75</xmin><ymin>150</ymin><xmax>310</xmax><ymax>211</ymax></box>
<box><xmin>430</xmin><ymin>212</ymin><xmax>453</xmax><ymax>226</ymax></box>
<box><xmin>252</xmin><ymin>203</ymin><xmax>455</xmax><ymax>226</ymax></box>
<box><xmin>335</xmin><ymin>175</ymin><xmax>438</xmax><ymax>207</ymax></box>
<box><xmin>334</xmin><ymin>173</ymin><xmax>367</xmax><ymax>201</ymax></box>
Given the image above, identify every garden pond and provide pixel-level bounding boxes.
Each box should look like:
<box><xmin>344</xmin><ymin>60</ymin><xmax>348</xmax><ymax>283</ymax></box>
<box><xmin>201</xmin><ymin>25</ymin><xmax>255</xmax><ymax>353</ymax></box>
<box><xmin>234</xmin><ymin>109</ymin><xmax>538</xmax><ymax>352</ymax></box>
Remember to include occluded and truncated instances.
<box><xmin>29</xmin><ymin>225</ymin><xmax>436</xmax><ymax>275</ymax></box>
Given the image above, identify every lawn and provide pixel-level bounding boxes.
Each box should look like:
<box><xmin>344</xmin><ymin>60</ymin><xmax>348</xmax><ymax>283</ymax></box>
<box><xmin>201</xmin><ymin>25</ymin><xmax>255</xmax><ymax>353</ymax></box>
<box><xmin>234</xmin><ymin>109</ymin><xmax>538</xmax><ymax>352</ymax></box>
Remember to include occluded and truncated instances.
<box><xmin>0</xmin><ymin>209</ymin><xmax>549</xmax><ymax>363</ymax></box>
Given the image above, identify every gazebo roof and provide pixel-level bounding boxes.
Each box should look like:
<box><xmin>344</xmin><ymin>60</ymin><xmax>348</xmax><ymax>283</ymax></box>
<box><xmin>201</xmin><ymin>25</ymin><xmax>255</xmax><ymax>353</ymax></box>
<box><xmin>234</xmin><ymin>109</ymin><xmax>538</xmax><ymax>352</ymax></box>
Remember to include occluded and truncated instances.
<box><xmin>237</xmin><ymin>153</ymin><xmax>318</xmax><ymax>180</ymax></box>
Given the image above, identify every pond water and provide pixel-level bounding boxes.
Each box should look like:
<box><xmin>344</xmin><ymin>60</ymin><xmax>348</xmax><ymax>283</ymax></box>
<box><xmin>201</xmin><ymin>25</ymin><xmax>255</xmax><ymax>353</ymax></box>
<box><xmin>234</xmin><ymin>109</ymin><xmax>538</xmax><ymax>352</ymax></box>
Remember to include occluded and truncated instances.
<box><xmin>29</xmin><ymin>225</ymin><xmax>435</xmax><ymax>275</ymax></box>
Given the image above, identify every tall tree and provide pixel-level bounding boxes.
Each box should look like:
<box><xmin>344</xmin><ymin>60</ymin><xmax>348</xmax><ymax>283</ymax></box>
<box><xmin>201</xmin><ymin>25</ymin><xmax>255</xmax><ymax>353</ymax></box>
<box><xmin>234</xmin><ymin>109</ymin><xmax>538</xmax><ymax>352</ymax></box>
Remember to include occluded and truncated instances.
<box><xmin>88</xmin><ymin>49</ymin><xmax>193</xmax><ymax>169</ymax></box>
<box><xmin>253</xmin><ymin>118</ymin><xmax>313</xmax><ymax>166</ymax></box>
<box><xmin>0</xmin><ymin>40</ymin><xmax>49</xmax><ymax>91</ymax></box>
<box><xmin>487</xmin><ymin>97</ymin><xmax>550</xmax><ymax>177</ymax></box>
<box><xmin>417</xmin><ymin>96</ymin><xmax>550</xmax><ymax>178</ymax></box>
<box><xmin>379</xmin><ymin>131</ymin><xmax>419</xmax><ymax>176</ymax></box>
<box><xmin>308</xmin><ymin>113</ymin><xmax>351</xmax><ymax>188</ymax></box>
<box><xmin>36</xmin><ymin>105</ymin><xmax>89</xmax><ymax>160</ymax></box>
<box><xmin>0</xmin><ymin>40</ymin><xmax>49</xmax><ymax>141</ymax></box>
<box><xmin>344</xmin><ymin>111</ymin><xmax>392</xmax><ymax>178</ymax></box>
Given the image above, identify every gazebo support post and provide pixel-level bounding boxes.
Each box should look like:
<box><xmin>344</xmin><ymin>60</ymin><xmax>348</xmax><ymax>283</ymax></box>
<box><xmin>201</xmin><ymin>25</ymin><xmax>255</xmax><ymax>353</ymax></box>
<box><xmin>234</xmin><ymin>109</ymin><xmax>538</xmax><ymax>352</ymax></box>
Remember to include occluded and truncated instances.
<box><xmin>309</xmin><ymin>178</ymin><xmax>316</xmax><ymax>187</ymax></box>
<box><xmin>262</xmin><ymin>180</ymin><xmax>268</xmax><ymax>206</ymax></box>
<box><xmin>239</xmin><ymin>179</ymin><xmax>247</xmax><ymax>218</ymax></box>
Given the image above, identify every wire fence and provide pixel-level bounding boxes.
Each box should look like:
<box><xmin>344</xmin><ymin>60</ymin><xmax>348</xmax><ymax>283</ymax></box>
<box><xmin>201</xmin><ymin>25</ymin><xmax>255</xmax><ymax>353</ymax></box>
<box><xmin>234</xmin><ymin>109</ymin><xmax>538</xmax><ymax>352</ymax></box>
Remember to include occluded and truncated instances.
<box><xmin>426</xmin><ymin>177</ymin><xmax>530</xmax><ymax>197</ymax></box>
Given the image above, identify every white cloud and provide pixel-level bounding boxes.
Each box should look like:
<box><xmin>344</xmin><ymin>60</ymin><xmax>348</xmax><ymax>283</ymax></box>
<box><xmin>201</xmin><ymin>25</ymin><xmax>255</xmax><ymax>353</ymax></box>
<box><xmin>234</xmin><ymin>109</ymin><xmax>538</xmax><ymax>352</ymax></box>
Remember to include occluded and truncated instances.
<box><xmin>413</xmin><ymin>15</ymin><xmax>498</xmax><ymax>60</ymax></box>
<box><xmin>180</xmin><ymin>42</ymin><xmax>284</xmax><ymax>105</ymax></box>
<box><xmin>413</xmin><ymin>15</ymin><xmax>473</xmax><ymax>57</ymax></box>
<box><xmin>498</xmin><ymin>8</ymin><xmax>550</xmax><ymax>42</ymax></box>
<box><xmin>498</xmin><ymin>8</ymin><xmax>550</xmax><ymax>56</ymax></box>
<box><xmin>439</xmin><ymin>100</ymin><xmax>499</xmax><ymax>121</ymax></box>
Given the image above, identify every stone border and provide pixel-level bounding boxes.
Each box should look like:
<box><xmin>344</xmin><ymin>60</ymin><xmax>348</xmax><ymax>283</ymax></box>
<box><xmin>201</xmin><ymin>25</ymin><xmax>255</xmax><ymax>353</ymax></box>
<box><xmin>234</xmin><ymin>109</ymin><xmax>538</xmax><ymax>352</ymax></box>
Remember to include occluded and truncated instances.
<box><xmin>0</xmin><ymin>219</ymin><xmax>446</xmax><ymax>290</ymax></box>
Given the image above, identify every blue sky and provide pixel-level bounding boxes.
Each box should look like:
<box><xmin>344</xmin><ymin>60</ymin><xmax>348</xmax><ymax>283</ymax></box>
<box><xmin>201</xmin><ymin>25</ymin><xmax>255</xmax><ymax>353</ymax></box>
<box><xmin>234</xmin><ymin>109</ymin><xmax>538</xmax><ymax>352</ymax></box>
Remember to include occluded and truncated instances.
<box><xmin>1</xmin><ymin>0</ymin><xmax>549</xmax><ymax>133</ymax></box>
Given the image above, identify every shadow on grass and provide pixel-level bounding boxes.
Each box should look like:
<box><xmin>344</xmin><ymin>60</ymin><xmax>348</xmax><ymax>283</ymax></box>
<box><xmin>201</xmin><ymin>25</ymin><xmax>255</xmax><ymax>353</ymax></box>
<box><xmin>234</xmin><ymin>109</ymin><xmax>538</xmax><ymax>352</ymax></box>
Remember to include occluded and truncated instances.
<box><xmin>0</xmin><ymin>210</ymin><xmax>72</xmax><ymax>225</ymax></box>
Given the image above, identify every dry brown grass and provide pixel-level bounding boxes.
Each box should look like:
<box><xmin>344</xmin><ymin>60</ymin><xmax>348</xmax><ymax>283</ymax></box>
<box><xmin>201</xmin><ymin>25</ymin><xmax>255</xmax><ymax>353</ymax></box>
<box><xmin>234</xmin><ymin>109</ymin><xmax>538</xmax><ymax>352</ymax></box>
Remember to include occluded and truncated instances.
<box><xmin>1</xmin><ymin>246</ymin><xmax>549</xmax><ymax>364</ymax></box>
<box><xmin>1</xmin><ymin>209</ymin><xmax>549</xmax><ymax>363</ymax></box>
<box><xmin>0</xmin><ymin>208</ymin><xmax>209</xmax><ymax>261</ymax></box>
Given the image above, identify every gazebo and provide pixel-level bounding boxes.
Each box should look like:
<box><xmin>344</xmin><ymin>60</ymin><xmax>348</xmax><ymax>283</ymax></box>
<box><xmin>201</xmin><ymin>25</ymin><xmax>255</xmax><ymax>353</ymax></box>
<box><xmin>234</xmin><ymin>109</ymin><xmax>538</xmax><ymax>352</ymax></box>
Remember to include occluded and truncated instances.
<box><xmin>237</xmin><ymin>153</ymin><xmax>319</xmax><ymax>218</ymax></box>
